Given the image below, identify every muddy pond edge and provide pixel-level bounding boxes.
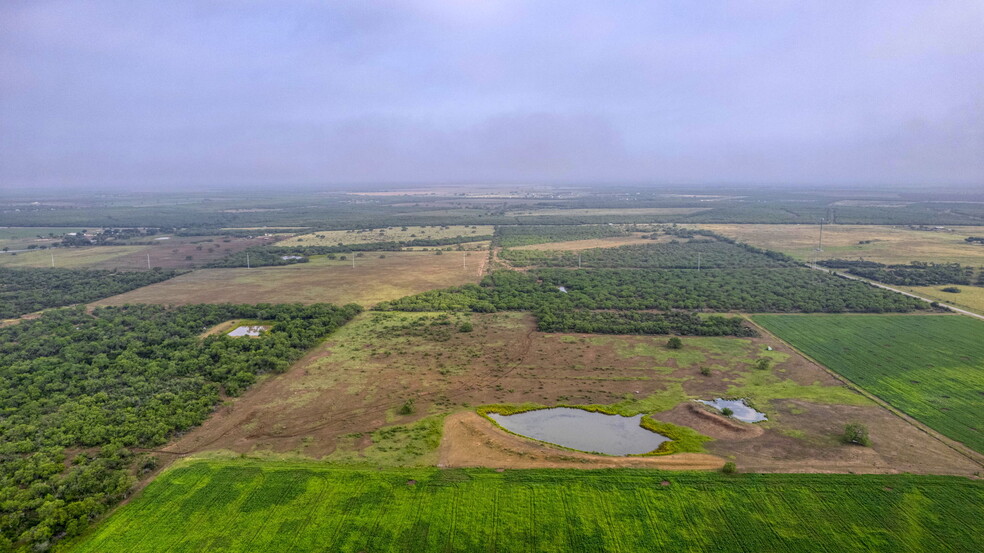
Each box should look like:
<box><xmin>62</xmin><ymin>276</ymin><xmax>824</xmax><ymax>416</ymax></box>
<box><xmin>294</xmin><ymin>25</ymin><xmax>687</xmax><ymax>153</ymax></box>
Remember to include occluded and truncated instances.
<box><xmin>475</xmin><ymin>403</ymin><xmax>712</xmax><ymax>456</ymax></box>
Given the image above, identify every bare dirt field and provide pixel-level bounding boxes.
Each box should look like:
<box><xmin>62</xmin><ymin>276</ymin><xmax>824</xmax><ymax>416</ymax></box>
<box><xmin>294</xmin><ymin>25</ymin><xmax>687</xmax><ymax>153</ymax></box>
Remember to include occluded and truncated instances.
<box><xmin>157</xmin><ymin>312</ymin><xmax>980</xmax><ymax>474</ymax></box>
<box><xmin>92</xmin><ymin>250</ymin><xmax>488</xmax><ymax>307</ymax></box>
<box><xmin>700</xmin><ymin>224</ymin><xmax>984</xmax><ymax>265</ymax></box>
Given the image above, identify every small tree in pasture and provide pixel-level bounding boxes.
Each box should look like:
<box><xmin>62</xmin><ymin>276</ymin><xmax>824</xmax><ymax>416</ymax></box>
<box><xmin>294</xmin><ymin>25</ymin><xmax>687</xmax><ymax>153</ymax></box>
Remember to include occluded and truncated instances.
<box><xmin>842</xmin><ymin>422</ymin><xmax>871</xmax><ymax>446</ymax></box>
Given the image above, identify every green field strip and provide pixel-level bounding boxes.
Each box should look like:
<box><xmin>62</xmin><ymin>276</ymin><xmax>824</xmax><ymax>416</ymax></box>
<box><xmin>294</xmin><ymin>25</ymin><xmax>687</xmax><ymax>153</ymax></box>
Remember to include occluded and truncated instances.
<box><xmin>67</xmin><ymin>460</ymin><xmax>984</xmax><ymax>553</ymax></box>
<box><xmin>751</xmin><ymin>314</ymin><xmax>984</xmax><ymax>454</ymax></box>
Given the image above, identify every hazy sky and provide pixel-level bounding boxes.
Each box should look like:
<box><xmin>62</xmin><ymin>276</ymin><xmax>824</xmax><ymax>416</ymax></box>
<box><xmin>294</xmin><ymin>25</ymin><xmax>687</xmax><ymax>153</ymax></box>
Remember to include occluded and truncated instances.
<box><xmin>2</xmin><ymin>1</ymin><xmax>982</xmax><ymax>189</ymax></box>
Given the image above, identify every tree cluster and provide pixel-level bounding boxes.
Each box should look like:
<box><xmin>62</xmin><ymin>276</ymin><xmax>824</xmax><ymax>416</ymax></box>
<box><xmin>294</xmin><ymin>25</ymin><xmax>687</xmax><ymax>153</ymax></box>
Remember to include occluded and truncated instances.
<box><xmin>377</xmin><ymin>267</ymin><xmax>926</xmax><ymax>315</ymax></box>
<box><xmin>0</xmin><ymin>302</ymin><xmax>360</xmax><ymax>551</ymax></box>
<box><xmin>818</xmin><ymin>260</ymin><xmax>974</xmax><ymax>286</ymax></box>
<box><xmin>0</xmin><ymin>267</ymin><xmax>182</xmax><ymax>318</ymax></box>
<box><xmin>534</xmin><ymin>310</ymin><xmax>757</xmax><ymax>336</ymax></box>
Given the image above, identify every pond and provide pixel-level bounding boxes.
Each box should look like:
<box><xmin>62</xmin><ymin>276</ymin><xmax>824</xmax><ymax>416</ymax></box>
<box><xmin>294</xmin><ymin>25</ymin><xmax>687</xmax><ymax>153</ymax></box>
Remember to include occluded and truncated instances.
<box><xmin>696</xmin><ymin>398</ymin><xmax>767</xmax><ymax>423</ymax></box>
<box><xmin>228</xmin><ymin>325</ymin><xmax>270</xmax><ymax>337</ymax></box>
<box><xmin>486</xmin><ymin>407</ymin><xmax>670</xmax><ymax>455</ymax></box>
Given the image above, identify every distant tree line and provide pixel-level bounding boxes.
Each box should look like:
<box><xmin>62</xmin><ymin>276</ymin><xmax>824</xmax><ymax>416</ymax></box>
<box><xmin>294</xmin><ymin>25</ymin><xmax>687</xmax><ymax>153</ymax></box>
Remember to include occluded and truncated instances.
<box><xmin>0</xmin><ymin>302</ymin><xmax>360</xmax><ymax>551</ymax></box>
<box><xmin>535</xmin><ymin>310</ymin><xmax>758</xmax><ymax>336</ymax></box>
<box><xmin>818</xmin><ymin>260</ymin><xmax>976</xmax><ymax>286</ymax></box>
<box><xmin>0</xmin><ymin>267</ymin><xmax>182</xmax><ymax>318</ymax></box>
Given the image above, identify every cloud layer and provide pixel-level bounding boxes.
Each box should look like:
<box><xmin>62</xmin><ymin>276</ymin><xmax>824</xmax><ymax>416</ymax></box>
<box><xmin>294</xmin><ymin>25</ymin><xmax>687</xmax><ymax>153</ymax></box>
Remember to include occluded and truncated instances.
<box><xmin>2</xmin><ymin>1</ymin><xmax>982</xmax><ymax>188</ymax></box>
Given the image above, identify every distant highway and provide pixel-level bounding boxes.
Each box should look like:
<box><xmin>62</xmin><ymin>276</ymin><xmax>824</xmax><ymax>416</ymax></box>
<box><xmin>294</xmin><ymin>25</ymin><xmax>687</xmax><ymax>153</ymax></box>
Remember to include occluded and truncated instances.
<box><xmin>806</xmin><ymin>263</ymin><xmax>984</xmax><ymax>322</ymax></box>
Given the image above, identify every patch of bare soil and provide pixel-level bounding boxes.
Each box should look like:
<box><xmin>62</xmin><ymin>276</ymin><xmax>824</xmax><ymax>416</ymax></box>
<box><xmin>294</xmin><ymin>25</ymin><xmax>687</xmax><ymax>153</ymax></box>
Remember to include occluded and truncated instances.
<box><xmin>655</xmin><ymin>403</ymin><xmax>764</xmax><ymax>440</ymax></box>
<box><xmin>438</xmin><ymin>412</ymin><xmax>725</xmax><ymax>470</ymax></box>
<box><xmin>712</xmin><ymin>400</ymin><xmax>983</xmax><ymax>475</ymax></box>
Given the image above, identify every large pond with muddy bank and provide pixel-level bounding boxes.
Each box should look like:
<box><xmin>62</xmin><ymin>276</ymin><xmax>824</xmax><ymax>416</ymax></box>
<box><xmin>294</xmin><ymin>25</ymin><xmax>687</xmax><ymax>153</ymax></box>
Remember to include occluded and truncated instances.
<box><xmin>487</xmin><ymin>407</ymin><xmax>670</xmax><ymax>455</ymax></box>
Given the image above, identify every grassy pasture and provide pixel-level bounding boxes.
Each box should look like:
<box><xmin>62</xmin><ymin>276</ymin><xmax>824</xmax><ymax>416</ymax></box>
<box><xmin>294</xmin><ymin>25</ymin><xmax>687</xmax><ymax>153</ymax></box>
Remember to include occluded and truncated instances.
<box><xmin>752</xmin><ymin>314</ymin><xmax>984</xmax><ymax>453</ymax></box>
<box><xmin>69</xmin><ymin>459</ymin><xmax>984</xmax><ymax>553</ymax></box>
<box><xmin>506</xmin><ymin>207</ymin><xmax>712</xmax><ymax>217</ymax></box>
<box><xmin>902</xmin><ymin>285</ymin><xmax>984</xmax><ymax>316</ymax></box>
<box><xmin>157</xmin><ymin>311</ymin><xmax>978</xmax><ymax>474</ymax></box>
<box><xmin>92</xmin><ymin>251</ymin><xmax>487</xmax><ymax>308</ymax></box>
<box><xmin>0</xmin><ymin>235</ymin><xmax>279</xmax><ymax>270</ymax></box>
<box><xmin>0</xmin><ymin>226</ymin><xmax>86</xmax><ymax>250</ymax></box>
<box><xmin>508</xmin><ymin>234</ymin><xmax>654</xmax><ymax>251</ymax></box>
<box><xmin>701</xmin><ymin>224</ymin><xmax>984</xmax><ymax>265</ymax></box>
<box><xmin>0</xmin><ymin>245</ymin><xmax>148</xmax><ymax>268</ymax></box>
<box><xmin>282</xmin><ymin>225</ymin><xmax>494</xmax><ymax>246</ymax></box>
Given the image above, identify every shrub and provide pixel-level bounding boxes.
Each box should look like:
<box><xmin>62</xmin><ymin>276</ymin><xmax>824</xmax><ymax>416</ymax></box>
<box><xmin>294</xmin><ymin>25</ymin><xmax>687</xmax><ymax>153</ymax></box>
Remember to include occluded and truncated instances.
<box><xmin>842</xmin><ymin>422</ymin><xmax>871</xmax><ymax>446</ymax></box>
<box><xmin>459</xmin><ymin>322</ymin><xmax>473</xmax><ymax>333</ymax></box>
<box><xmin>399</xmin><ymin>399</ymin><xmax>415</xmax><ymax>415</ymax></box>
<box><xmin>722</xmin><ymin>461</ymin><xmax>737</xmax><ymax>474</ymax></box>
<box><xmin>941</xmin><ymin>286</ymin><xmax>961</xmax><ymax>293</ymax></box>
<box><xmin>666</xmin><ymin>337</ymin><xmax>683</xmax><ymax>349</ymax></box>
<box><xmin>721</xmin><ymin>407</ymin><xmax>734</xmax><ymax>417</ymax></box>
<box><xmin>755</xmin><ymin>358</ymin><xmax>772</xmax><ymax>371</ymax></box>
<box><xmin>699</xmin><ymin>366</ymin><xmax>711</xmax><ymax>376</ymax></box>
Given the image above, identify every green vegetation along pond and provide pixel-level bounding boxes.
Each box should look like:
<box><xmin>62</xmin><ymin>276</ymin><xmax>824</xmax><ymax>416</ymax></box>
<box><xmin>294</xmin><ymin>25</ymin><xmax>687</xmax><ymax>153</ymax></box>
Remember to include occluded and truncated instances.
<box><xmin>487</xmin><ymin>407</ymin><xmax>669</xmax><ymax>455</ymax></box>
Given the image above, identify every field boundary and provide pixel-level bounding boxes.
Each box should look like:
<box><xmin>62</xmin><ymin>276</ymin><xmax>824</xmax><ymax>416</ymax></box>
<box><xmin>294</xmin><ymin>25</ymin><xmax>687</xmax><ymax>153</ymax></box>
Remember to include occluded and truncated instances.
<box><xmin>743</xmin><ymin>315</ymin><xmax>984</xmax><ymax>470</ymax></box>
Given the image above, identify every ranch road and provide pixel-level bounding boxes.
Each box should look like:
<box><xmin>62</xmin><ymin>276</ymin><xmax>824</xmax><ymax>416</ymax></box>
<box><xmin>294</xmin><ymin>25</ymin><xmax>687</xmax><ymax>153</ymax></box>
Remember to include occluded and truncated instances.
<box><xmin>806</xmin><ymin>263</ymin><xmax>984</xmax><ymax>321</ymax></box>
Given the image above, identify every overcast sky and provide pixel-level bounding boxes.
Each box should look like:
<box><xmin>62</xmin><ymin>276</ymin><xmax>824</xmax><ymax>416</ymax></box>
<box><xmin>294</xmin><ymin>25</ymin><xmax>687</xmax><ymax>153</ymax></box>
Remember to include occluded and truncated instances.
<box><xmin>2</xmin><ymin>0</ymin><xmax>982</xmax><ymax>189</ymax></box>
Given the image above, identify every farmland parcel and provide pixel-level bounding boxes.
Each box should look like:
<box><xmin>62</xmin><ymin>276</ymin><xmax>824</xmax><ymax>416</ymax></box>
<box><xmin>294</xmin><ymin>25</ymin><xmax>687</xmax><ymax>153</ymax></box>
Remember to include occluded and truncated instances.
<box><xmin>752</xmin><ymin>314</ymin><xmax>984</xmax><ymax>454</ymax></box>
<box><xmin>69</xmin><ymin>460</ymin><xmax>984</xmax><ymax>553</ymax></box>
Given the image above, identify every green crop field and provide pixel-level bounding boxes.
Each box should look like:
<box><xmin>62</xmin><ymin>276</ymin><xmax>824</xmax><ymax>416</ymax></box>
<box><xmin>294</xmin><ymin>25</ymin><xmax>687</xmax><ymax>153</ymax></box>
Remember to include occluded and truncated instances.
<box><xmin>69</xmin><ymin>459</ymin><xmax>984</xmax><ymax>553</ymax></box>
<box><xmin>752</xmin><ymin>314</ymin><xmax>984</xmax><ymax>453</ymax></box>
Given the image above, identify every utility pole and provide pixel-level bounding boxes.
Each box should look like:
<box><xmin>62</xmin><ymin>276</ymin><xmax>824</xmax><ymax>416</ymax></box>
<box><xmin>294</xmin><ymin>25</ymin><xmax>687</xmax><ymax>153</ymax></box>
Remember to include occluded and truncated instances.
<box><xmin>463</xmin><ymin>251</ymin><xmax>466</xmax><ymax>269</ymax></box>
<box><xmin>697</xmin><ymin>252</ymin><xmax>701</xmax><ymax>272</ymax></box>
<box><xmin>147</xmin><ymin>253</ymin><xmax>151</xmax><ymax>269</ymax></box>
<box><xmin>818</xmin><ymin>218</ymin><xmax>824</xmax><ymax>253</ymax></box>
<box><xmin>352</xmin><ymin>253</ymin><xmax>355</xmax><ymax>269</ymax></box>
<box><xmin>246</xmin><ymin>252</ymin><xmax>250</xmax><ymax>269</ymax></box>
<box><xmin>51</xmin><ymin>252</ymin><xmax>54</xmax><ymax>267</ymax></box>
<box><xmin>578</xmin><ymin>253</ymin><xmax>582</xmax><ymax>269</ymax></box>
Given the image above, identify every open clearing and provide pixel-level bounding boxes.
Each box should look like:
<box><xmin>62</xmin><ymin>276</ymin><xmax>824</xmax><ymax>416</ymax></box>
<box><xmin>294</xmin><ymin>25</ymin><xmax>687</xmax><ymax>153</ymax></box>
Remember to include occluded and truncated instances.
<box><xmin>506</xmin><ymin>207</ymin><xmax>712</xmax><ymax>217</ymax></box>
<box><xmin>901</xmin><ymin>285</ymin><xmax>984</xmax><ymax>316</ymax></box>
<box><xmin>157</xmin><ymin>311</ymin><xmax>977</xmax><ymax>475</ymax></box>
<box><xmin>0</xmin><ymin>235</ymin><xmax>279</xmax><ymax>270</ymax></box>
<box><xmin>753</xmin><ymin>314</ymin><xmax>984</xmax><ymax>455</ymax></box>
<box><xmin>281</xmin><ymin>225</ymin><xmax>494</xmax><ymax>246</ymax></box>
<box><xmin>69</xmin><ymin>459</ymin><xmax>984</xmax><ymax>553</ymax></box>
<box><xmin>701</xmin><ymin>224</ymin><xmax>984</xmax><ymax>265</ymax></box>
<box><xmin>508</xmin><ymin>233</ymin><xmax>665</xmax><ymax>251</ymax></box>
<box><xmin>92</xmin><ymin>251</ymin><xmax>487</xmax><ymax>308</ymax></box>
<box><xmin>0</xmin><ymin>226</ymin><xmax>86</xmax><ymax>250</ymax></box>
<box><xmin>0</xmin><ymin>245</ymin><xmax>148</xmax><ymax>268</ymax></box>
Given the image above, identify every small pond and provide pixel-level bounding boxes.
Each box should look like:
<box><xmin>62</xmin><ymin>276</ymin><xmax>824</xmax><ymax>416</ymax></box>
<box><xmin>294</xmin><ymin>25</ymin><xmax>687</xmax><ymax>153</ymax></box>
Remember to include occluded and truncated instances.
<box><xmin>487</xmin><ymin>407</ymin><xmax>669</xmax><ymax>455</ymax></box>
<box><xmin>696</xmin><ymin>398</ymin><xmax>767</xmax><ymax>423</ymax></box>
<box><xmin>228</xmin><ymin>325</ymin><xmax>270</xmax><ymax>337</ymax></box>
